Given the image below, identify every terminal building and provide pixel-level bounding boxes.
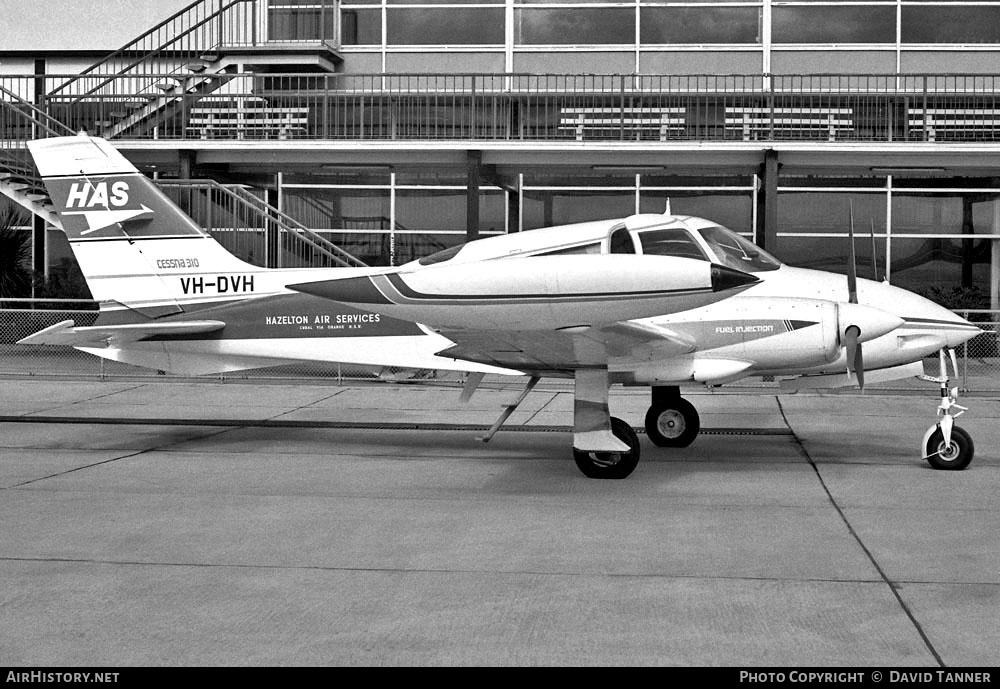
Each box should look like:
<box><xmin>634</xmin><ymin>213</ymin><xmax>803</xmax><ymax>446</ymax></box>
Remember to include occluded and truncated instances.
<box><xmin>2</xmin><ymin>0</ymin><xmax>1000</xmax><ymax>309</ymax></box>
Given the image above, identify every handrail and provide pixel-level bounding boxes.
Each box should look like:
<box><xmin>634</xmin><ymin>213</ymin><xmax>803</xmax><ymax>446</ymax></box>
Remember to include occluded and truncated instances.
<box><xmin>160</xmin><ymin>179</ymin><xmax>367</xmax><ymax>268</ymax></box>
<box><xmin>0</xmin><ymin>85</ymin><xmax>75</xmax><ymax>139</ymax></box>
<box><xmin>48</xmin><ymin>0</ymin><xmax>255</xmax><ymax>100</ymax></box>
<box><xmin>223</xmin><ymin>183</ymin><xmax>368</xmax><ymax>268</ymax></box>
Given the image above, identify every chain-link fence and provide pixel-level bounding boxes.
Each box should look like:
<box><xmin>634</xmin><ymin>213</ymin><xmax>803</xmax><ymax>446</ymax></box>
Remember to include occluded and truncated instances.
<box><xmin>2</xmin><ymin>303</ymin><xmax>998</xmax><ymax>391</ymax></box>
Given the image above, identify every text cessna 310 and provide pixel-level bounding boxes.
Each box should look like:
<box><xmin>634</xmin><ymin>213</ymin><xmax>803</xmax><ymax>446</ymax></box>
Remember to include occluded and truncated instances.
<box><xmin>19</xmin><ymin>134</ymin><xmax>982</xmax><ymax>478</ymax></box>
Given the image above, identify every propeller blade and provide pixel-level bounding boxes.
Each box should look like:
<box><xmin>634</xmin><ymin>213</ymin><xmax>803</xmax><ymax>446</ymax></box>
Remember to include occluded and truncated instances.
<box><xmin>847</xmin><ymin>201</ymin><xmax>859</xmax><ymax>304</ymax></box>
<box><xmin>854</xmin><ymin>340</ymin><xmax>865</xmax><ymax>391</ymax></box>
<box><xmin>844</xmin><ymin>324</ymin><xmax>865</xmax><ymax>390</ymax></box>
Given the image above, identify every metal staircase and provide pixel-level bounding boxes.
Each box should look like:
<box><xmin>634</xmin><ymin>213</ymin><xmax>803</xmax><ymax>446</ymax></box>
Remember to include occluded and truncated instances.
<box><xmin>158</xmin><ymin>180</ymin><xmax>367</xmax><ymax>268</ymax></box>
<box><xmin>44</xmin><ymin>0</ymin><xmax>339</xmax><ymax>140</ymax></box>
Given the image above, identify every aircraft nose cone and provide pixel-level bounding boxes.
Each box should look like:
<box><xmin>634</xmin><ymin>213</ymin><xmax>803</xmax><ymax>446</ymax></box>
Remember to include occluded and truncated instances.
<box><xmin>710</xmin><ymin>264</ymin><xmax>760</xmax><ymax>293</ymax></box>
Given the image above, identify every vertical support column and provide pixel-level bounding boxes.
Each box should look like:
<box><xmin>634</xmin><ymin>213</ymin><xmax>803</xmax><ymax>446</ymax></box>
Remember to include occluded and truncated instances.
<box><xmin>178</xmin><ymin>149</ymin><xmax>195</xmax><ymax>180</ymax></box>
<box><xmin>466</xmin><ymin>150</ymin><xmax>481</xmax><ymax>242</ymax></box>
<box><xmin>32</xmin><ymin>215</ymin><xmax>46</xmax><ymax>296</ymax></box>
<box><xmin>757</xmin><ymin>148</ymin><xmax>780</xmax><ymax>252</ymax></box>
<box><xmin>507</xmin><ymin>177</ymin><xmax>520</xmax><ymax>233</ymax></box>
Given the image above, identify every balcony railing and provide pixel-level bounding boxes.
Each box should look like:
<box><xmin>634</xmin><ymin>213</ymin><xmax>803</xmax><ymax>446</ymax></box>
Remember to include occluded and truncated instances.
<box><xmin>8</xmin><ymin>72</ymin><xmax>1000</xmax><ymax>144</ymax></box>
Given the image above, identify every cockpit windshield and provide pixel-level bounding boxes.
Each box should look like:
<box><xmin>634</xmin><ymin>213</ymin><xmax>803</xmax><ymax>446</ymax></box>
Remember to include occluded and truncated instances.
<box><xmin>698</xmin><ymin>225</ymin><xmax>781</xmax><ymax>273</ymax></box>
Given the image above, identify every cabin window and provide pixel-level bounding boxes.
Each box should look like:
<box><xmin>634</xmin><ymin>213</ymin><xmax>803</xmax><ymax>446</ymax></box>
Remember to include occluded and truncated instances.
<box><xmin>609</xmin><ymin>226</ymin><xmax>636</xmax><ymax>254</ymax></box>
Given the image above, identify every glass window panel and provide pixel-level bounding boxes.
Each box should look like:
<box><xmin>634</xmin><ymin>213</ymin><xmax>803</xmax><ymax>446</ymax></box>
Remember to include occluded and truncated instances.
<box><xmin>387</xmin><ymin>8</ymin><xmax>504</xmax><ymax>44</ymax></box>
<box><xmin>341</xmin><ymin>9</ymin><xmax>382</xmax><ymax>45</ymax></box>
<box><xmin>524</xmin><ymin>172</ymin><xmax>636</xmax><ymax>187</ymax></box>
<box><xmin>776</xmin><ymin>192</ymin><xmax>886</xmax><ymax>234</ymax></box>
<box><xmin>395</xmin><ymin>171</ymin><xmax>468</xmax><ymax>185</ymax></box>
<box><xmin>902</xmin><ymin>7</ymin><xmax>1000</xmax><ymax>44</ymax></box>
<box><xmin>891</xmin><ymin>194</ymin><xmax>1000</xmax><ymax>235</ymax></box>
<box><xmin>396</xmin><ymin>190</ymin><xmax>506</xmax><ymax>232</ymax></box>
<box><xmin>522</xmin><ymin>190</ymin><xmax>635</xmax><ymax>230</ymax></box>
<box><xmin>888</xmin><ymin>237</ymin><xmax>988</xmax><ymax>297</ymax></box>
<box><xmin>515</xmin><ymin>9</ymin><xmax>635</xmax><ymax>45</ymax></box>
<box><xmin>282</xmin><ymin>188</ymin><xmax>392</xmax><ymax>231</ymax></box>
<box><xmin>774</xmin><ymin>236</ymin><xmax>886</xmax><ymax>280</ymax></box>
<box><xmin>639</xmin><ymin>192</ymin><xmax>754</xmax><ymax>235</ymax></box>
<box><xmin>772</xmin><ymin>7</ymin><xmax>896</xmax><ymax>43</ymax></box>
<box><xmin>389</xmin><ymin>0</ymin><xmax>503</xmax><ymax>4</ymax></box>
<box><xmin>268</xmin><ymin>9</ymin><xmax>336</xmax><ymax>40</ymax></box>
<box><xmin>321</xmin><ymin>232</ymin><xmax>393</xmax><ymax>267</ymax></box>
<box><xmin>640</xmin><ymin>8</ymin><xmax>760</xmax><ymax>44</ymax></box>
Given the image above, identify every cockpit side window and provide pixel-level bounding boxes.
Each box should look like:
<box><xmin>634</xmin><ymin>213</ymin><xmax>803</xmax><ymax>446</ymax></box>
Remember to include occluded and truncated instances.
<box><xmin>636</xmin><ymin>228</ymin><xmax>708</xmax><ymax>261</ymax></box>
<box><xmin>609</xmin><ymin>226</ymin><xmax>636</xmax><ymax>254</ymax></box>
<box><xmin>698</xmin><ymin>225</ymin><xmax>781</xmax><ymax>273</ymax></box>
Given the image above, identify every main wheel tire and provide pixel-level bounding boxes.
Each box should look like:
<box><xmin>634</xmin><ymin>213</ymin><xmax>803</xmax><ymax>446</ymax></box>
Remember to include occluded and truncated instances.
<box><xmin>925</xmin><ymin>425</ymin><xmax>975</xmax><ymax>471</ymax></box>
<box><xmin>573</xmin><ymin>417</ymin><xmax>641</xmax><ymax>479</ymax></box>
<box><xmin>644</xmin><ymin>398</ymin><xmax>700</xmax><ymax>448</ymax></box>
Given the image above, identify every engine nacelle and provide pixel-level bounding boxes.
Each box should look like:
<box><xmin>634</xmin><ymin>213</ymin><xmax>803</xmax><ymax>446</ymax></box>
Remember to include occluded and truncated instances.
<box><xmin>649</xmin><ymin>297</ymin><xmax>847</xmax><ymax>371</ymax></box>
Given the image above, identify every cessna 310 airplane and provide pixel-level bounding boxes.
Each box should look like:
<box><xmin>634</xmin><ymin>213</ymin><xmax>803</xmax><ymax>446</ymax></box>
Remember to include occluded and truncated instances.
<box><xmin>19</xmin><ymin>133</ymin><xmax>982</xmax><ymax>479</ymax></box>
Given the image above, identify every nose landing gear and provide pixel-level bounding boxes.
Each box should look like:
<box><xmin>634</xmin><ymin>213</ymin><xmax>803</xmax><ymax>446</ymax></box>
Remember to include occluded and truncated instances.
<box><xmin>920</xmin><ymin>348</ymin><xmax>975</xmax><ymax>470</ymax></box>
<box><xmin>644</xmin><ymin>386</ymin><xmax>701</xmax><ymax>447</ymax></box>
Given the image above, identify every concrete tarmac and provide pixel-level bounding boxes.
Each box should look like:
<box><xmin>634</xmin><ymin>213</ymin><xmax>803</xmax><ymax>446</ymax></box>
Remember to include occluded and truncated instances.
<box><xmin>1</xmin><ymin>377</ymin><xmax>998</xmax><ymax>667</ymax></box>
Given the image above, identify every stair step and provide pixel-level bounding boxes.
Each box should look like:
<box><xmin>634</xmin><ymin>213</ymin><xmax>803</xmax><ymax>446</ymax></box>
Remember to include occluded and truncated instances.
<box><xmin>186</xmin><ymin>61</ymin><xmax>208</xmax><ymax>72</ymax></box>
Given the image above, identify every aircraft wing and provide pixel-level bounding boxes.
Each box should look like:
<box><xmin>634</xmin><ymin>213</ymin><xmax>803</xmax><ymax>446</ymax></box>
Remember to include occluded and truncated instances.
<box><xmin>435</xmin><ymin>320</ymin><xmax>697</xmax><ymax>372</ymax></box>
<box><xmin>17</xmin><ymin>319</ymin><xmax>226</xmax><ymax>347</ymax></box>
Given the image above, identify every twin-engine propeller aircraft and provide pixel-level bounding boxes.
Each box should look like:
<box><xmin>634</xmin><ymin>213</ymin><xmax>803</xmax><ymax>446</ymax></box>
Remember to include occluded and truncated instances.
<box><xmin>19</xmin><ymin>134</ymin><xmax>982</xmax><ymax>478</ymax></box>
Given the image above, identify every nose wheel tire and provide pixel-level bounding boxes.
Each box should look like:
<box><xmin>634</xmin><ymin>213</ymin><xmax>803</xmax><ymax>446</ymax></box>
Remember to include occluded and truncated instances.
<box><xmin>573</xmin><ymin>417</ymin><xmax>641</xmax><ymax>479</ymax></box>
<box><xmin>645</xmin><ymin>398</ymin><xmax>700</xmax><ymax>448</ymax></box>
<box><xmin>925</xmin><ymin>425</ymin><xmax>974</xmax><ymax>471</ymax></box>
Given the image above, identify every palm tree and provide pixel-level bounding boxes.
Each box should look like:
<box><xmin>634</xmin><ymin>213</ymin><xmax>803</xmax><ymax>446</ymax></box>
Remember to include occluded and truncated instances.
<box><xmin>0</xmin><ymin>207</ymin><xmax>32</xmax><ymax>300</ymax></box>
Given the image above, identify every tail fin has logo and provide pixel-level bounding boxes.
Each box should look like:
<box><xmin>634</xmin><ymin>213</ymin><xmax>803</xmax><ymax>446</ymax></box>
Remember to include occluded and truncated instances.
<box><xmin>65</xmin><ymin>180</ymin><xmax>131</xmax><ymax>209</ymax></box>
<box><xmin>47</xmin><ymin>174</ymin><xmax>154</xmax><ymax>238</ymax></box>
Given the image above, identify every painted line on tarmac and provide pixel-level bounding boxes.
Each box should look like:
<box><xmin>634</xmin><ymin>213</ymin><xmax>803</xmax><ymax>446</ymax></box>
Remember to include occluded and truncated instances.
<box><xmin>0</xmin><ymin>415</ymin><xmax>793</xmax><ymax>435</ymax></box>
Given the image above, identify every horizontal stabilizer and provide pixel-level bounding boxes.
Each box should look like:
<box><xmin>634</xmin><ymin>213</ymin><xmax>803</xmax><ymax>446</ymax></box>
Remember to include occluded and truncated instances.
<box><xmin>18</xmin><ymin>319</ymin><xmax>226</xmax><ymax>347</ymax></box>
<box><xmin>779</xmin><ymin>361</ymin><xmax>924</xmax><ymax>391</ymax></box>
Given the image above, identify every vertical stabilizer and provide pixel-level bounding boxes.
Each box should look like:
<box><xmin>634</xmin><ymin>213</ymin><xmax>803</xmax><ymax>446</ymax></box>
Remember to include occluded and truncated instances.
<box><xmin>27</xmin><ymin>134</ymin><xmax>259</xmax><ymax>316</ymax></box>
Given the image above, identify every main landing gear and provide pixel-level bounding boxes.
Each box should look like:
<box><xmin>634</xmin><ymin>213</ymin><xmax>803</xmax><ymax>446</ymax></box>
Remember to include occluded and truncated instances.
<box><xmin>644</xmin><ymin>386</ymin><xmax>701</xmax><ymax>448</ymax></box>
<box><xmin>572</xmin><ymin>416</ymin><xmax>641</xmax><ymax>480</ymax></box>
<box><xmin>920</xmin><ymin>348</ymin><xmax>975</xmax><ymax>471</ymax></box>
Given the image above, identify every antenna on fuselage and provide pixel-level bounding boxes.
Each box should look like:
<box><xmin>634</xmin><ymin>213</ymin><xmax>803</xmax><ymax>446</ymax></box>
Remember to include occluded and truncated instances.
<box><xmin>663</xmin><ymin>198</ymin><xmax>671</xmax><ymax>216</ymax></box>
